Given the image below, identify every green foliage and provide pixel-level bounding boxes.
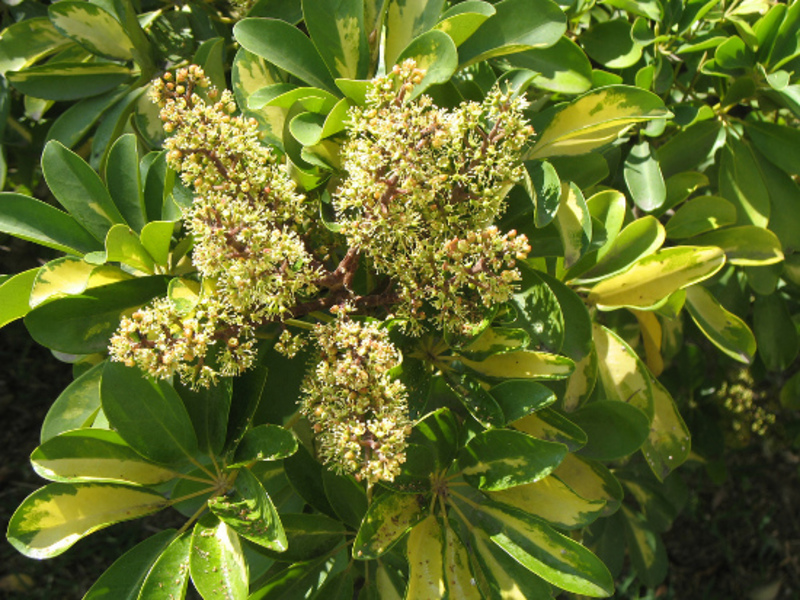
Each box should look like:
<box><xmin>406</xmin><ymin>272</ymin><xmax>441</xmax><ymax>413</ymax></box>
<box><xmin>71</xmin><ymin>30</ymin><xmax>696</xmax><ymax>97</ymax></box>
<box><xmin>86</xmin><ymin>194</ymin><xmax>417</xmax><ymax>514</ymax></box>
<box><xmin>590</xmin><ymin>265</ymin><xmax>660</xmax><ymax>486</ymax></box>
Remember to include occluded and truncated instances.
<box><xmin>1</xmin><ymin>0</ymin><xmax>798</xmax><ymax>598</ymax></box>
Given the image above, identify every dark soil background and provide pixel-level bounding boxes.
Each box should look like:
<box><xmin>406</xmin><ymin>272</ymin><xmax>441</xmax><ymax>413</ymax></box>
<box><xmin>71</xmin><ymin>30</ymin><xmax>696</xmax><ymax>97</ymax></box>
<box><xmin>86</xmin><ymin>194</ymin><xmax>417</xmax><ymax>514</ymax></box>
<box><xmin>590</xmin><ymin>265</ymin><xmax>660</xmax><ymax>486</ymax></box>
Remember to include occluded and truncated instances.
<box><xmin>1</xmin><ymin>236</ymin><xmax>798</xmax><ymax>600</ymax></box>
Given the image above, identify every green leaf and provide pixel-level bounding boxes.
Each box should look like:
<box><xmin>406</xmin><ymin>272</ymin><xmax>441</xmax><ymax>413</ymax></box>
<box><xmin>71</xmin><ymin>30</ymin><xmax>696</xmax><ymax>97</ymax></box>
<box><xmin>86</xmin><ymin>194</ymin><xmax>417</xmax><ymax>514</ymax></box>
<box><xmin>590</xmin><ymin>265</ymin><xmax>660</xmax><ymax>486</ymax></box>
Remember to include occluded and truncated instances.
<box><xmin>42</xmin><ymin>140</ymin><xmax>126</xmax><ymax>242</ymax></box>
<box><xmin>562</xmin><ymin>350</ymin><xmax>598</xmax><ymax>411</ymax></box>
<box><xmin>434</xmin><ymin>1</ymin><xmax>496</xmax><ymax>47</ymax></box>
<box><xmin>624</xmin><ymin>140</ymin><xmax>666</xmax><ymax>212</ymax></box>
<box><xmin>554</xmin><ymin>454</ymin><xmax>622</xmax><ymax>517</ymax></box>
<box><xmin>251</xmin><ymin>512</ymin><xmax>346</xmax><ymax>562</ymax></box>
<box><xmin>577</xmin><ymin>216</ymin><xmax>665</xmax><ymax>283</ymax></box>
<box><xmin>458</xmin><ymin>0</ymin><xmax>566</xmax><ymax>68</ymax></box>
<box><xmin>353</xmin><ymin>491</ymin><xmax>426</xmax><ymax>560</ymax></box>
<box><xmin>522</xmin><ymin>160</ymin><xmax>560</xmax><ymax>228</ymax></box>
<box><xmin>31</xmin><ymin>429</ymin><xmax>178</xmax><ymax>485</ymax></box>
<box><xmin>105</xmin><ymin>134</ymin><xmax>146</xmax><ymax>233</ymax></box>
<box><xmin>46</xmin><ymin>86</ymin><xmax>131</xmax><ymax>149</ymax></box>
<box><xmin>746</xmin><ymin>122</ymin><xmax>800</xmax><ymax>178</ymax></box>
<box><xmin>504</xmin><ymin>36</ymin><xmax>592</xmax><ymax>94</ymax></box>
<box><xmin>588</xmin><ymin>246</ymin><xmax>726</xmax><ymax>310</ymax></box>
<box><xmin>456</xmin><ymin>327</ymin><xmax>531</xmax><ymax>361</ymax></box>
<box><xmin>302</xmin><ymin>0</ymin><xmax>369</xmax><ymax>80</ymax></box>
<box><xmin>685</xmin><ymin>285</ymin><xmax>756</xmax><ymax>363</ymax></box>
<box><xmin>137</xmin><ymin>531</ymin><xmax>191</xmax><ymax>600</ymax></box>
<box><xmin>490</xmin><ymin>380</ymin><xmax>556</xmax><ymax>423</ymax></box>
<box><xmin>231</xmin><ymin>424</ymin><xmax>298</xmax><ymax>466</ymax></box>
<box><xmin>444</xmin><ymin>371</ymin><xmax>506</xmax><ymax>427</ymax></box>
<box><xmin>405</xmin><ymin>515</ymin><xmax>445</xmax><ymax>598</ymax></box>
<box><xmin>754</xmin><ymin>149</ymin><xmax>800</xmax><ymax>254</ymax></box>
<box><xmin>104</xmin><ymin>224</ymin><xmax>156</xmax><ymax>273</ymax></box>
<box><xmin>582</xmin><ymin>20</ymin><xmax>643</xmax><ymax>69</ymax></box>
<box><xmin>641</xmin><ymin>375</ymin><xmax>691</xmax><ymax>481</ymax></box>
<box><xmin>592</xmin><ymin>323</ymin><xmax>654</xmax><ymax>419</ymax></box>
<box><xmin>511</xmin><ymin>408</ymin><xmax>587</xmax><ymax>451</ymax></box>
<box><xmin>0</xmin><ymin>17</ymin><xmax>72</xmax><ymax>75</ymax></box>
<box><xmin>0</xmin><ymin>268</ymin><xmax>39</xmax><ymax>328</ymax></box>
<box><xmin>442</xmin><ymin>519</ymin><xmax>482</xmax><ymax>599</ymax></box>
<box><xmin>29</xmin><ymin>256</ymin><xmax>95</xmax><ymax>307</ymax></box>
<box><xmin>754</xmin><ymin>293</ymin><xmax>799</xmax><ymax>372</ymax></box>
<box><xmin>620</xmin><ymin>506</ymin><xmax>667</xmax><ymax>588</ymax></box>
<box><xmin>0</xmin><ymin>192</ymin><xmax>101</xmax><ymax>255</ymax></box>
<box><xmin>665</xmin><ymin>195</ymin><xmax>737</xmax><ymax>239</ymax></box>
<box><xmin>396</xmin><ymin>30</ymin><xmax>458</xmax><ymax>98</ymax></box>
<box><xmin>470</xmin><ymin>500</ymin><xmax>614</xmax><ymax>597</ymax></box>
<box><xmin>101</xmin><ymin>361</ymin><xmax>199</xmax><ymax>465</ymax></box>
<box><xmin>249</xmin><ymin>84</ymin><xmax>338</xmax><ymax>112</ymax></box>
<box><xmin>469</xmin><ymin>527</ymin><xmax>554</xmax><ymax>599</ymax></box>
<box><xmin>322</xmin><ymin>470</ymin><xmax>368</xmax><ymax>530</ymax></box>
<box><xmin>7</xmin><ymin>482</ymin><xmax>166</xmax><ymax>558</ymax></box>
<box><xmin>176</xmin><ymin>380</ymin><xmax>232</xmax><ymax>456</ymax></box>
<box><xmin>461</xmin><ymin>350</ymin><xmax>574</xmax><ymax>380</ymax></box>
<box><xmin>488</xmin><ymin>475</ymin><xmax>606</xmax><ymax>530</ymax></box>
<box><xmin>570</xmin><ymin>401</ymin><xmax>650</xmax><ymax>461</ymax></box>
<box><xmin>231</xmin><ymin>48</ymin><xmax>288</xmax><ymax>149</ymax></box>
<box><xmin>554</xmin><ymin>181</ymin><xmax>591</xmax><ymax>268</ymax></box>
<box><xmin>459</xmin><ymin>428</ymin><xmax>567</xmax><ymax>490</ymax></box>
<box><xmin>190</xmin><ymin>515</ymin><xmax>248</xmax><ymax>600</ymax></box>
<box><xmin>408</xmin><ymin>407</ymin><xmax>459</xmax><ymax>471</ymax></box>
<box><xmin>657</xmin><ymin>120</ymin><xmax>724</xmax><ymax>179</ymax></box>
<box><xmin>48</xmin><ymin>1</ymin><xmax>135</xmax><ymax>61</ymax></box>
<box><xmin>692</xmin><ymin>225</ymin><xmax>783</xmax><ymax>266</ymax></box>
<box><xmin>7</xmin><ymin>62</ymin><xmax>131</xmax><ymax>101</ymax></box>
<box><xmin>234</xmin><ymin>18</ymin><xmax>337</xmax><ymax>92</ymax></box>
<box><xmin>248</xmin><ymin>555</ymin><xmax>341</xmax><ymax>599</ymax></box>
<box><xmin>509</xmin><ymin>264</ymin><xmax>564</xmax><ymax>353</ymax></box>
<box><xmin>384</xmin><ymin>0</ymin><xmax>445</xmax><ymax>67</ymax></box>
<box><xmin>41</xmin><ymin>362</ymin><xmax>104</xmax><ymax>443</ymax></box>
<box><xmin>140</xmin><ymin>221</ymin><xmax>175</xmax><ymax>267</ymax></box>
<box><xmin>528</xmin><ymin>86</ymin><xmax>669</xmax><ymax>160</ymax></box>
<box><xmin>24</xmin><ymin>277</ymin><xmax>166</xmax><ymax>354</ymax></box>
<box><xmin>718</xmin><ymin>137</ymin><xmax>770</xmax><ymax>227</ymax></box>
<box><xmin>209</xmin><ymin>469</ymin><xmax>287</xmax><ymax>552</ymax></box>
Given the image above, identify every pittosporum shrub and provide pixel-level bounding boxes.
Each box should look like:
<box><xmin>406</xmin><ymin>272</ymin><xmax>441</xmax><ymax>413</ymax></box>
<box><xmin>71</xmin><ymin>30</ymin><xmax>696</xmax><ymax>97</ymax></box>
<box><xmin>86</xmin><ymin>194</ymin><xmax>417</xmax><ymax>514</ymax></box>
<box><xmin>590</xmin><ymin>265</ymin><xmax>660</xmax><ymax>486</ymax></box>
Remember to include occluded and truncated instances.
<box><xmin>1</xmin><ymin>0</ymin><xmax>798</xmax><ymax>598</ymax></box>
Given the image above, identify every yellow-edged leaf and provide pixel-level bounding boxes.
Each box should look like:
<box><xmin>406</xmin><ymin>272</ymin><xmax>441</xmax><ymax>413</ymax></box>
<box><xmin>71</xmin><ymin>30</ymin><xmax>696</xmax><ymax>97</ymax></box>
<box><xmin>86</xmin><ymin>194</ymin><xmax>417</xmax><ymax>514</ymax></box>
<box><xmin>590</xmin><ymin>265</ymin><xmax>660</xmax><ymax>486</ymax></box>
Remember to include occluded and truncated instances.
<box><xmin>633</xmin><ymin>310</ymin><xmax>664</xmax><ymax>376</ymax></box>
<box><xmin>461</xmin><ymin>350</ymin><xmax>574</xmax><ymax>380</ymax></box>
<box><xmin>641</xmin><ymin>375</ymin><xmax>691</xmax><ymax>481</ymax></box>
<box><xmin>29</xmin><ymin>256</ymin><xmax>95</xmax><ymax>308</ymax></box>
<box><xmin>405</xmin><ymin>515</ymin><xmax>445</xmax><ymax>599</ymax></box>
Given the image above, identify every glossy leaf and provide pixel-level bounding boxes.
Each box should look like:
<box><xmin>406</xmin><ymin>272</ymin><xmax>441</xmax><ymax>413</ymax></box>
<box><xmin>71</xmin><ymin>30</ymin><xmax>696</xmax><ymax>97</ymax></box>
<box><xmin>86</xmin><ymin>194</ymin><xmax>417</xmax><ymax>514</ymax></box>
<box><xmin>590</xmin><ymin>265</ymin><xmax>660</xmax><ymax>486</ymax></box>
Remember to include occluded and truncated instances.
<box><xmin>588</xmin><ymin>246</ymin><xmax>726</xmax><ymax>310</ymax></box>
<box><xmin>746</xmin><ymin>121</ymin><xmax>800</xmax><ymax>177</ymax></box>
<box><xmin>322</xmin><ymin>470</ymin><xmax>368</xmax><ymax>530</ymax></box>
<box><xmin>458</xmin><ymin>0</ymin><xmax>566</xmax><ymax>67</ymax></box>
<box><xmin>0</xmin><ymin>192</ymin><xmax>101</xmax><ymax>255</ymax></box>
<box><xmin>303</xmin><ymin>0</ymin><xmax>369</xmax><ymax>80</ymax></box>
<box><xmin>624</xmin><ymin>140</ymin><xmax>666</xmax><ymax>212</ymax></box>
<box><xmin>101</xmin><ymin>361</ymin><xmax>199</xmax><ymax>465</ymax></box>
<box><xmin>444</xmin><ymin>371</ymin><xmax>505</xmax><ymax>427</ymax></box>
<box><xmin>140</xmin><ymin>221</ymin><xmax>175</xmax><ymax>267</ymax></box>
<box><xmin>523</xmin><ymin>159</ymin><xmax>561</xmax><ymax>228</ymax></box>
<box><xmin>434</xmin><ymin>1</ymin><xmax>496</xmax><ymax>47</ymax></box>
<box><xmin>685</xmin><ymin>285</ymin><xmax>756</xmax><ymax>364</ymax></box>
<box><xmin>754</xmin><ymin>293</ymin><xmax>799</xmax><ymax>372</ymax></box>
<box><xmin>665</xmin><ymin>195</ymin><xmax>737</xmax><ymax>239</ymax></box>
<box><xmin>24</xmin><ymin>277</ymin><xmax>166</xmax><ymax>354</ymax></box>
<box><xmin>176</xmin><ymin>380</ymin><xmax>232</xmax><ymax>456</ymax></box>
<box><xmin>104</xmin><ymin>224</ymin><xmax>156</xmax><ymax>273</ymax></box>
<box><xmin>554</xmin><ymin>454</ymin><xmax>623</xmax><ymax>517</ymax></box>
<box><xmin>538</xmin><ymin>271</ymin><xmax>593</xmax><ymax>361</ymax></box>
<box><xmin>489</xmin><ymin>380</ymin><xmax>556</xmax><ymax>423</ymax></box>
<box><xmin>105</xmin><ymin>134</ymin><xmax>146</xmax><ymax>233</ymax></box>
<box><xmin>621</xmin><ymin>506</ymin><xmax>668</xmax><ymax>588</ymax></box>
<box><xmin>0</xmin><ymin>18</ymin><xmax>72</xmax><ymax>75</ymax></box>
<box><xmin>489</xmin><ymin>475</ymin><xmax>606</xmax><ymax>530</ymax></box>
<box><xmin>396</xmin><ymin>30</ymin><xmax>458</xmax><ymax>98</ymax></box>
<box><xmin>234</xmin><ymin>18</ymin><xmax>336</xmax><ymax>92</ymax></box>
<box><xmin>209</xmin><ymin>468</ymin><xmax>287</xmax><ymax>552</ymax></box>
<box><xmin>582</xmin><ymin>20</ymin><xmax>642</xmax><ymax>69</ymax></box>
<box><xmin>83</xmin><ymin>530</ymin><xmax>176</xmax><ymax>600</ymax></box>
<box><xmin>8</xmin><ymin>482</ymin><xmax>166</xmax><ymax>558</ymax></box>
<box><xmin>554</xmin><ymin>182</ymin><xmax>591</xmax><ymax>268</ymax></box>
<box><xmin>718</xmin><ymin>137</ymin><xmax>770</xmax><ymax>227</ymax></box>
<box><xmin>137</xmin><ymin>531</ymin><xmax>191</xmax><ymax>600</ymax></box>
<box><xmin>231</xmin><ymin>424</ymin><xmax>298</xmax><ymax>466</ymax></box>
<box><xmin>692</xmin><ymin>226</ymin><xmax>784</xmax><ymax>266</ymax></box>
<box><xmin>41</xmin><ymin>362</ymin><xmax>104</xmax><ymax>442</ymax></box>
<box><xmin>408</xmin><ymin>407</ymin><xmax>459</xmax><ymax>471</ymax></box>
<box><xmin>462</xmin><ymin>350</ymin><xmax>574</xmax><ymax>380</ymax></box>
<box><xmin>42</xmin><ymin>140</ymin><xmax>126</xmax><ymax>242</ymax></box>
<box><xmin>471</xmin><ymin>501</ymin><xmax>614</xmax><ymax>597</ymax></box>
<box><xmin>593</xmin><ymin>323</ymin><xmax>654</xmax><ymax>419</ymax></box>
<box><xmin>529</xmin><ymin>86</ymin><xmax>669</xmax><ymax>160</ymax></box>
<box><xmin>570</xmin><ymin>401</ymin><xmax>651</xmax><ymax>461</ymax></box>
<box><xmin>470</xmin><ymin>527</ymin><xmax>554</xmax><ymax>599</ymax></box>
<box><xmin>641</xmin><ymin>375</ymin><xmax>691</xmax><ymax>481</ymax></box>
<box><xmin>353</xmin><ymin>491</ymin><xmax>426</xmax><ymax>560</ymax></box>
<box><xmin>511</xmin><ymin>408</ymin><xmax>587</xmax><ymax>452</ymax></box>
<box><xmin>443</xmin><ymin>519</ymin><xmax>481</xmax><ymax>599</ymax></box>
<box><xmin>577</xmin><ymin>216</ymin><xmax>665</xmax><ymax>283</ymax></box>
<box><xmin>505</xmin><ymin>36</ymin><xmax>593</xmax><ymax>94</ymax></box>
<box><xmin>0</xmin><ymin>268</ymin><xmax>38</xmax><ymax>328</ymax></box>
<box><xmin>384</xmin><ymin>0</ymin><xmax>445</xmax><ymax>67</ymax></box>
<box><xmin>7</xmin><ymin>63</ymin><xmax>131</xmax><ymax>101</ymax></box>
<box><xmin>459</xmin><ymin>428</ymin><xmax>567</xmax><ymax>491</ymax></box>
<box><xmin>509</xmin><ymin>264</ymin><xmax>564</xmax><ymax>353</ymax></box>
<box><xmin>48</xmin><ymin>2</ymin><xmax>135</xmax><ymax>61</ymax></box>
<box><xmin>190</xmin><ymin>515</ymin><xmax>248</xmax><ymax>600</ymax></box>
<box><xmin>31</xmin><ymin>429</ymin><xmax>178</xmax><ymax>485</ymax></box>
<box><xmin>405</xmin><ymin>515</ymin><xmax>445</xmax><ymax>598</ymax></box>
<box><xmin>29</xmin><ymin>256</ymin><xmax>94</xmax><ymax>307</ymax></box>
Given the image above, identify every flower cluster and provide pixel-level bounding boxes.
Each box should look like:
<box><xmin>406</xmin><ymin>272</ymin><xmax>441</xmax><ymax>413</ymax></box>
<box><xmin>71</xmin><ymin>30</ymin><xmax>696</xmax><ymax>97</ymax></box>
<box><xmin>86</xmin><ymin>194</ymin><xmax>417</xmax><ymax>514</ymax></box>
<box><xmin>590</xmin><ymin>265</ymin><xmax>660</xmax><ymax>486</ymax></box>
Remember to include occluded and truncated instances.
<box><xmin>335</xmin><ymin>60</ymin><xmax>533</xmax><ymax>334</ymax></box>
<box><xmin>110</xmin><ymin>66</ymin><xmax>321</xmax><ymax>385</ymax></box>
<box><xmin>301</xmin><ymin>315</ymin><xmax>411</xmax><ymax>484</ymax></box>
<box><xmin>109</xmin><ymin>295</ymin><xmax>256</xmax><ymax>387</ymax></box>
